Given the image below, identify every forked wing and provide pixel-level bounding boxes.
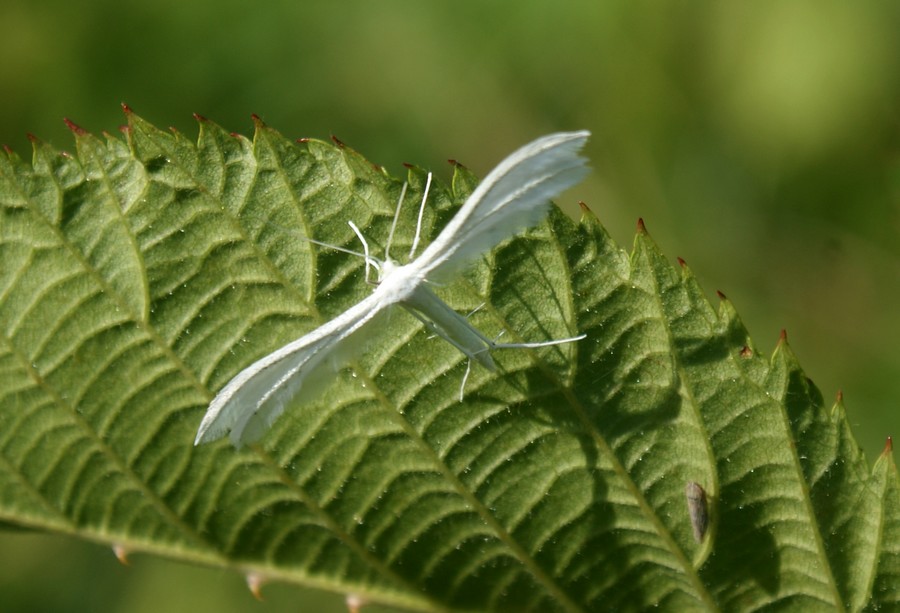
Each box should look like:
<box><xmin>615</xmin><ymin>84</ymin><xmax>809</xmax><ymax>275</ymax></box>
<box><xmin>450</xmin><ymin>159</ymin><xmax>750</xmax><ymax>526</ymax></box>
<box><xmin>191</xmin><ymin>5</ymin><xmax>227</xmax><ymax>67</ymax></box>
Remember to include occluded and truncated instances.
<box><xmin>195</xmin><ymin>292</ymin><xmax>385</xmax><ymax>447</ymax></box>
<box><xmin>414</xmin><ymin>131</ymin><xmax>590</xmax><ymax>280</ymax></box>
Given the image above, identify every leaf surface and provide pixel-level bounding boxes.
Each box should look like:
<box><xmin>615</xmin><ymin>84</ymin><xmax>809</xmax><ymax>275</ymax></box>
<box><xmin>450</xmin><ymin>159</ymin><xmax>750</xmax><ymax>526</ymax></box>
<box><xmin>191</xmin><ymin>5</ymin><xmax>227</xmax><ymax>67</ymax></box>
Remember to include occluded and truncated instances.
<box><xmin>0</xmin><ymin>113</ymin><xmax>896</xmax><ymax>611</ymax></box>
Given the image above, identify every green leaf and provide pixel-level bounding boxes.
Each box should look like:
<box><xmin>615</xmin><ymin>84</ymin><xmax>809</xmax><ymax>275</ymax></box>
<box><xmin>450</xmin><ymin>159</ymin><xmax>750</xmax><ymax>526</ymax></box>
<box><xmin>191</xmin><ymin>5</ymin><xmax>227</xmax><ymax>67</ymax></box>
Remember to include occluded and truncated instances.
<box><xmin>1</xmin><ymin>111</ymin><xmax>897</xmax><ymax>612</ymax></box>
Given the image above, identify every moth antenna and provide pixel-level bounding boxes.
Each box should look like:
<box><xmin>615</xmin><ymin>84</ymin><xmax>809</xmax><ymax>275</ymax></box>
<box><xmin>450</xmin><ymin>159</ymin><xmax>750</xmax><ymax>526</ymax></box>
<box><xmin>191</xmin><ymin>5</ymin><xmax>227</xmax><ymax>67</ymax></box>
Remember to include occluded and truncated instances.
<box><xmin>409</xmin><ymin>172</ymin><xmax>432</xmax><ymax>260</ymax></box>
<box><xmin>304</xmin><ymin>236</ymin><xmax>371</xmax><ymax>260</ymax></box>
<box><xmin>348</xmin><ymin>221</ymin><xmax>380</xmax><ymax>284</ymax></box>
<box><xmin>466</xmin><ymin>302</ymin><xmax>486</xmax><ymax>318</ymax></box>
<box><xmin>245</xmin><ymin>211</ymin><xmax>371</xmax><ymax>260</ymax></box>
<box><xmin>385</xmin><ymin>182</ymin><xmax>408</xmax><ymax>262</ymax></box>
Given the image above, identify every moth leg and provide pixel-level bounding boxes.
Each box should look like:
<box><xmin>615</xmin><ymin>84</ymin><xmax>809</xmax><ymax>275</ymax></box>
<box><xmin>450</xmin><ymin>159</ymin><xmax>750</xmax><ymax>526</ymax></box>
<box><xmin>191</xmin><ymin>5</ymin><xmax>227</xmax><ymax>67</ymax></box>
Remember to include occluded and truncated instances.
<box><xmin>459</xmin><ymin>358</ymin><xmax>473</xmax><ymax>402</ymax></box>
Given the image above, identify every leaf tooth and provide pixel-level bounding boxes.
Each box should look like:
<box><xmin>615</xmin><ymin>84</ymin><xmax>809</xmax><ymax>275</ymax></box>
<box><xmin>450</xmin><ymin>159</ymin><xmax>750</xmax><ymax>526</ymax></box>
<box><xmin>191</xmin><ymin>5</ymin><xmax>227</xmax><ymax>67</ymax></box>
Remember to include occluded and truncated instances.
<box><xmin>245</xmin><ymin>571</ymin><xmax>267</xmax><ymax>600</ymax></box>
<box><xmin>111</xmin><ymin>543</ymin><xmax>131</xmax><ymax>565</ymax></box>
<box><xmin>63</xmin><ymin>117</ymin><xmax>88</xmax><ymax>136</ymax></box>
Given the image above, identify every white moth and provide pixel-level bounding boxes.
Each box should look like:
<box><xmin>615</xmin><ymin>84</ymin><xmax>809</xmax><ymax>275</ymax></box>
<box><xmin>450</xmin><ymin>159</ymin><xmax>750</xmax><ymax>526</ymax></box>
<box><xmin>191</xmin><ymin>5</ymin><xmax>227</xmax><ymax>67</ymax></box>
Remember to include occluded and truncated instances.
<box><xmin>195</xmin><ymin>130</ymin><xmax>590</xmax><ymax>447</ymax></box>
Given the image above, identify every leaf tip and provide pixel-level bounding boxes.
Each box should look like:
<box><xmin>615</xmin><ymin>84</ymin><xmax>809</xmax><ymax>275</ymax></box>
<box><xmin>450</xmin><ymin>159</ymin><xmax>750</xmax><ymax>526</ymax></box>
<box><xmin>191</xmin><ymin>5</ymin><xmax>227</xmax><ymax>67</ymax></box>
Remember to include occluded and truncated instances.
<box><xmin>448</xmin><ymin>158</ymin><xmax>466</xmax><ymax>169</ymax></box>
<box><xmin>296</xmin><ymin>136</ymin><xmax>310</xmax><ymax>143</ymax></box>
<box><xmin>779</xmin><ymin>328</ymin><xmax>788</xmax><ymax>343</ymax></box>
<box><xmin>677</xmin><ymin>256</ymin><xmax>688</xmax><ymax>268</ymax></box>
<box><xmin>193</xmin><ymin>112</ymin><xmax>208</xmax><ymax>123</ymax></box>
<box><xmin>716</xmin><ymin>289</ymin><xmax>727</xmax><ymax>301</ymax></box>
<box><xmin>112</xmin><ymin>543</ymin><xmax>131</xmax><ymax>566</ymax></box>
<box><xmin>883</xmin><ymin>436</ymin><xmax>893</xmax><ymax>456</ymax></box>
<box><xmin>251</xmin><ymin>113</ymin><xmax>266</xmax><ymax>128</ymax></box>
<box><xmin>63</xmin><ymin>117</ymin><xmax>87</xmax><ymax>136</ymax></box>
<box><xmin>245</xmin><ymin>572</ymin><xmax>267</xmax><ymax>601</ymax></box>
<box><xmin>331</xmin><ymin>134</ymin><xmax>346</xmax><ymax>148</ymax></box>
<box><xmin>637</xmin><ymin>217</ymin><xmax>647</xmax><ymax>233</ymax></box>
<box><xmin>740</xmin><ymin>345</ymin><xmax>753</xmax><ymax>358</ymax></box>
<box><xmin>26</xmin><ymin>132</ymin><xmax>40</xmax><ymax>143</ymax></box>
<box><xmin>120</xmin><ymin>102</ymin><xmax>134</xmax><ymax>115</ymax></box>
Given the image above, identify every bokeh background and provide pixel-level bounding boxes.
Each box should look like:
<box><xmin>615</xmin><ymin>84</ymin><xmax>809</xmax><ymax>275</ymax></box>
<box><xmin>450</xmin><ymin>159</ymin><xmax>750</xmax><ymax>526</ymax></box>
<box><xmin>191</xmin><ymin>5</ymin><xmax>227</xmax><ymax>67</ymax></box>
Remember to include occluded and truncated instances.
<box><xmin>2</xmin><ymin>1</ymin><xmax>899</xmax><ymax>611</ymax></box>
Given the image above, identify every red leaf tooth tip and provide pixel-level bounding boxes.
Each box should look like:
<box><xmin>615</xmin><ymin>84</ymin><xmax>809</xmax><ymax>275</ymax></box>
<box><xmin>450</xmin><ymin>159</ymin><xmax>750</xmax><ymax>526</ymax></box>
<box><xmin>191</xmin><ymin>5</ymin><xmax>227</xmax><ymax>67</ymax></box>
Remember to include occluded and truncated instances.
<box><xmin>836</xmin><ymin>389</ymin><xmax>844</xmax><ymax>403</ymax></box>
<box><xmin>677</xmin><ymin>257</ymin><xmax>687</xmax><ymax>267</ymax></box>
<box><xmin>120</xmin><ymin>102</ymin><xmax>133</xmax><ymax>114</ymax></box>
<box><xmin>193</xmin><ymin>113</ymin><xmax>208</xmax><ymax>123</ymax></box>
<box><xmin>885</xmin><ymin>436</ymin><xmax>893</xmax><ymax>453</ymax></box>
<box><xmin>402</xmin><ymin>162</ymin><xmax>414</xmax><ymax>169</ymax></box>
<box><xmin>779</xmin><ymin>329</ymin><xmax>788</xmax><ymax>342</ymax></box>
<box><xmin>119</xmin><ymin>125</ymin><xmax>131</xmax><ymax>135</ymax></box>
<box><xmin>637</xmin><ymin>218</ymin><xmax>647</xmax><ymax>232</ymax></box>
<box><xmin>112</xmin><ymin>544</ymin><xmax>130</xmax><ymax>566</ymax></box>
<box><xmin>245</xmin><ymin>573</ymin><xmax>266</xmax><ymax>601</ymax></box>
<box><xmin>578</xmin><ymin>200</ymin><xmax>592</xmax><ymax>213</ymax></box>
<box><xmin>740</xmin><ymin>346</ymin><xmax>752</xmax><ymax>357</ymax></box>
<box><xmin>26</xmin><ymin>133</ymin><xmax>39</xmax><ymax>143</ymax></box>
<box><xmin>251</xmin><ymin>113</ymin><xmax>265</xmax><ymax>128</ymax></box>
<box><xmin>331</xmin><ymin>134</ymin><xmax>346</xmax><ymax>148</ymax></box>
<box><xmin>3</xmin><ymin>144</ymin><xmax>12</xmax><ymax>154</ymax></box>
<box><xmin>229</xmin><ymin>132</ymin><xmax>240</xmax><ymax>138</ymax></box>
<box><xmin>716</xmin><ymin>290</ymin><xmax>727</xmax><ymax>300</ymax></box>
<box><xmin>296</xmin><ymin>137</ymin><xmax>310</xmax><ymax>143</ymax></box>
<box><xmin>63</xmin><ymin>118</ymin><xmax>87</xmax><ymax>135</ymax></box>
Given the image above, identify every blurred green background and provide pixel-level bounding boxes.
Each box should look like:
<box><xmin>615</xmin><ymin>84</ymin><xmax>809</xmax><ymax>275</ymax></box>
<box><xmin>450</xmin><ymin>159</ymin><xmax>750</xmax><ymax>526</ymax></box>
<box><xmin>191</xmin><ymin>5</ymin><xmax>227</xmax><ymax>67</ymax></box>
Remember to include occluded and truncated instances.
<box><xmin>2</xmin><ymin>1</ymin><xmax>898</xmax><ymax>610</ymax></box>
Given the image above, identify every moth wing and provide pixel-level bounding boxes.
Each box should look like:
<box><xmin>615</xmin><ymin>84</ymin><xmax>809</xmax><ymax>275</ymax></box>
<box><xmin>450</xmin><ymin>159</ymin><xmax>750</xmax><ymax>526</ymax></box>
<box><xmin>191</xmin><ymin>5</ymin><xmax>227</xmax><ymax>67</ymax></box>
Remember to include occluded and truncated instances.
<box><xmin>195</xmin><ymin>293</ymin><xmax>385</xmax><ymax>447</ymax></box>
<box><xmin>415</xmin><ymin>131</ymin><xmax>590</xmax><ymax>281</ymax></box>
